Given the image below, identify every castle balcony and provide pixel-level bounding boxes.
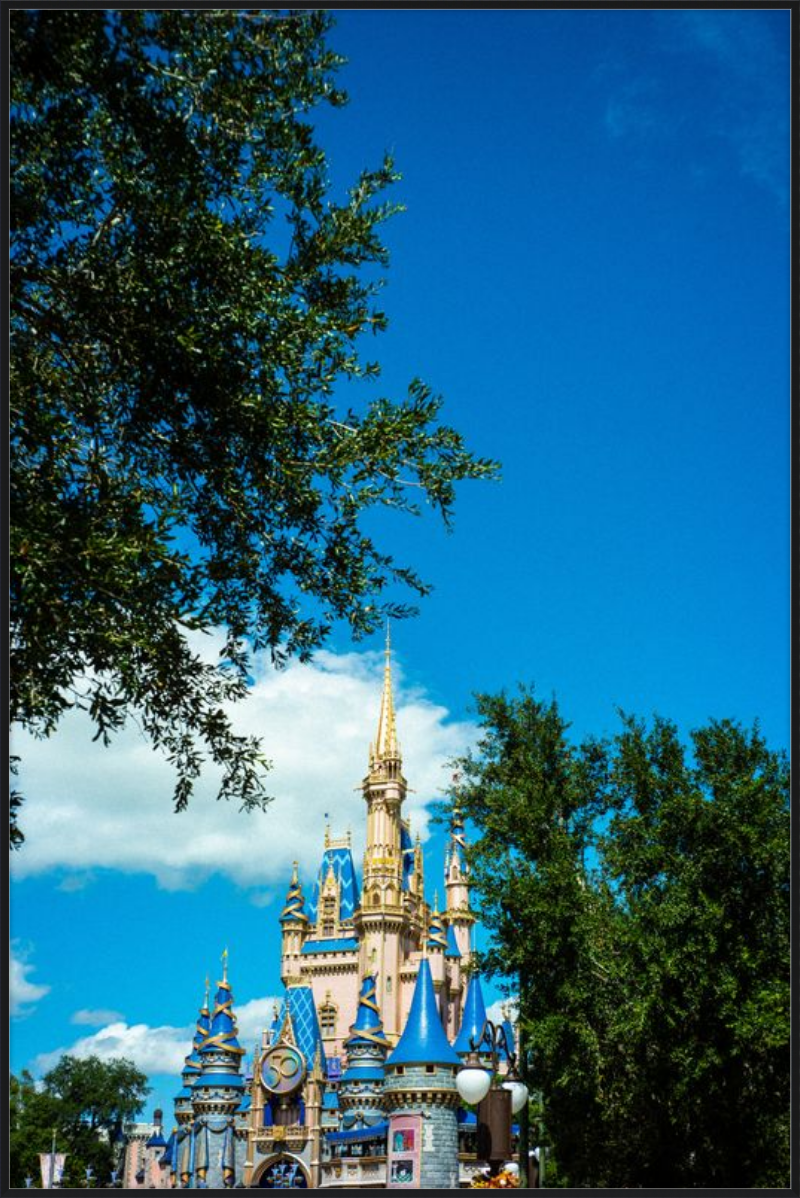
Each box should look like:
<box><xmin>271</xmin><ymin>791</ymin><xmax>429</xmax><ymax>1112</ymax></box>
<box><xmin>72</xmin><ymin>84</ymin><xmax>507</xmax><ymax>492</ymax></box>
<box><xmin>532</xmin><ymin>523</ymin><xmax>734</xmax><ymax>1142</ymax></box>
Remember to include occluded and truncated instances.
<box><xmin>319</xmin><ymin>1123</ymin><xmax>389</xmax><ymax>1188</ymax></box>
<box><xmin>319</xmin><ymin>1155</ymin><xmax>387</xmax><ymax>1188</ymax></box>
<box><xmin>251</xmin><ymin>1123</ymin><xmax>308</xmax><ymax>1158</ymax></box>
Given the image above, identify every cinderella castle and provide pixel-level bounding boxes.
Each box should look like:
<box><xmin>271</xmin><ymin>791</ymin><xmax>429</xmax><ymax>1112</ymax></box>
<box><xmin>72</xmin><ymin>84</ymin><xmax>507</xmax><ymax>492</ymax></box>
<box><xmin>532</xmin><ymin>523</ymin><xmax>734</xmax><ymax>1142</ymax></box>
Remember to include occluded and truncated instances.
<box><xmin>122</xmin><ymin>634</ymin><xmax>515</xmax><ymax>1188</ymax></box>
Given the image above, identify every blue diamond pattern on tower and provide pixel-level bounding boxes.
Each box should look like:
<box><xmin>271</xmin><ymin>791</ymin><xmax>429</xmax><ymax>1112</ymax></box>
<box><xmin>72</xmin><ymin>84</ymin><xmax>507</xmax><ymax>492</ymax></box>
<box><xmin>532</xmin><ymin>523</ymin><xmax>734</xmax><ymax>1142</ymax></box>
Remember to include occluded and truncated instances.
<box><xmin>307</xmin><ymin>845</ymin><xmax>360</xmax><ymax>921</ymax></box>
<box><xmin>286</xmin><ymin>985</ymin><xmax>327</xmax><ymax>1072</ymax></box>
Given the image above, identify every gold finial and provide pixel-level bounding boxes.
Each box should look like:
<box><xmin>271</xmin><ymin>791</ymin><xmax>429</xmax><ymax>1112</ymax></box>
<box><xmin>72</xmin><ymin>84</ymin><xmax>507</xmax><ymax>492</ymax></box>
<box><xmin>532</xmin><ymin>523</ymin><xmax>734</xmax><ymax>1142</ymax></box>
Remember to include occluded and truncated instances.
<box><xmin>221</xmin><ymin>946</ymin><xmax>228</xmax><ymax>982</ymax></box>
<box><xmin>433</xmin><ymin>889</ymin><xmax>440</xmax><ymax>915</ymax></box>
<box><xmin>204</xmin><ymin>976</ymin><xmax>210</xmax><ymax>1006</ymax></box>
<box><xmin>291</xmin><ymin>860</ymin><xmax>299</xmax><ymax>884</ymax></box>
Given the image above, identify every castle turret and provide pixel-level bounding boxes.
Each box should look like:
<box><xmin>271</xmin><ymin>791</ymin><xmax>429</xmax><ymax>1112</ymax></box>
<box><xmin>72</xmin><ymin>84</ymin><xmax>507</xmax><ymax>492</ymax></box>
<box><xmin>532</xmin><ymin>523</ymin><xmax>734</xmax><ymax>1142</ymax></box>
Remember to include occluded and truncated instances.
<box><xmin>191</xmin><ymin>952</ymin><xmax>246</xmax><ymax>1187</ymax></box>
<box><xmin>444</xmin><ymin>803</ymin><xmax>475</xmax><ymax>964</ymax></box>
<box><xmin>356</xmin><ymin>625</ymin><xmax>408</xmax><ymax>1040</ymax></box>
<box><xmin>280</xmin><ymin>861</ymin><xmax>309</xmax><ymax>985</ymax></box>
<box><xmin>173</xmin><ymin>981</ymin><xmax>211</xmax><ymax>1127</ymax></box>
<box><xmin>339</xmin><ymin>973</ymin><xmax>390</xmax><ymax>1128</ymax></box>
<box><xmin>384</xmin><ymin>959</ymin><xmax>461</xmax><ymax>1189</ymax></box>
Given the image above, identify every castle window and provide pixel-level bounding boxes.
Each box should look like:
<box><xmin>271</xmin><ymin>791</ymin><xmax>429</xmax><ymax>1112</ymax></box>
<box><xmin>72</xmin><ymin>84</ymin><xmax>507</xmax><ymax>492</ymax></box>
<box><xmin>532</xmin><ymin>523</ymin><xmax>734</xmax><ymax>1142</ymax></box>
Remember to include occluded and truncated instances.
<box><xmin>320</xmin><ymin>1003</ymin><xmax>337</xmax><ymax>1036</ymax></box>
<box><xmin>322</xmin><ymin>896</ymin><xmax>336</xmax><ymax>936</ymax></box>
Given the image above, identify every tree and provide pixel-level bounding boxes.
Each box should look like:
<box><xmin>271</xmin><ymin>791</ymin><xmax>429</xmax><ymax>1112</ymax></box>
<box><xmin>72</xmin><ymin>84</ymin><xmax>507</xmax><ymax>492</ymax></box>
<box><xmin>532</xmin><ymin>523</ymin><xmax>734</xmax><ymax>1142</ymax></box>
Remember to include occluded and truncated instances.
<box><xmin>450</xmin><ymin>688</ymin><xmax>790</xmax><ymax>1188</ymax></box>
<box><xmin>10</xmin><ymin>1056</ymin><xmax>150</xmax><ymax>1188</ymax></box>
<box><xmin>10</xmin><ymin>9</ymin><xmax>498</xmax><ymax>844</ymax></box>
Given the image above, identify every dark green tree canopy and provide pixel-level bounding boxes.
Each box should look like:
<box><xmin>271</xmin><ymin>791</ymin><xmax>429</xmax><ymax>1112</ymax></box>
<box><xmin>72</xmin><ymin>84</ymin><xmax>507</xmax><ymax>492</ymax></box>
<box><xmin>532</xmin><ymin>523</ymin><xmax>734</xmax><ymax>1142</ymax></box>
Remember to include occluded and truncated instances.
<box><xmin>10</xmin><ymin>9</ymin><xmax>498</xmax><ymax>842</ymax></box>
<box><xmin>450</xmin><ymin>689</ymin><xmax>789</xmax><ymax>1188</ymax></box>
<box><xmin>10</xmin><ymin>1056</ymin><xmax>150</xmax><ymax>1188</ymax></box>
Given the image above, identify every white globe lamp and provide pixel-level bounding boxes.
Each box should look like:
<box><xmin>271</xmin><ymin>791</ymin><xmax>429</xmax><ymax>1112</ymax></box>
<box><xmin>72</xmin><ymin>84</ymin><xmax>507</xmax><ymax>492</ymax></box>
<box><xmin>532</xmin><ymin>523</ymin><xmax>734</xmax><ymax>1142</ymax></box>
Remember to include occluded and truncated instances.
<box><xmin>502</xmin><ymin>1078</ymin><xmax>529</xmax><ymax>1114</ymax></box>
<box><xmin>456</xmin><ymin>1061</ymin><xmax>492</xmax><ymax>1106</ymax></box>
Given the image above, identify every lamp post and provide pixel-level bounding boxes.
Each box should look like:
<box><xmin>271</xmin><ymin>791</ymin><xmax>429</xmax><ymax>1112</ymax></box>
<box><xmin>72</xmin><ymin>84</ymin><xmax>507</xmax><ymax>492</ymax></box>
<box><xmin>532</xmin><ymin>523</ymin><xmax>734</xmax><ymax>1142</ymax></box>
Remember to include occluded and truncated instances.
<box><xmin>456</xmin><ymin>1019</ymin><xmax>529</xmax><ymax>1180</ymax></box>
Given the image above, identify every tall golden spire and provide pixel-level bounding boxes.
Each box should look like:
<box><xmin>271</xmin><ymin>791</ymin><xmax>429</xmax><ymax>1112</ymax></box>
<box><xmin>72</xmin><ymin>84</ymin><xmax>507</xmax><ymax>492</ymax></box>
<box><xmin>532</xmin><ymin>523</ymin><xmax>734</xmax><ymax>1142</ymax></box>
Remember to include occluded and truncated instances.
<box><xmin>371</xmin><ymin>621</ymin><xmax>399</xmax><ymax>764</ymax></box>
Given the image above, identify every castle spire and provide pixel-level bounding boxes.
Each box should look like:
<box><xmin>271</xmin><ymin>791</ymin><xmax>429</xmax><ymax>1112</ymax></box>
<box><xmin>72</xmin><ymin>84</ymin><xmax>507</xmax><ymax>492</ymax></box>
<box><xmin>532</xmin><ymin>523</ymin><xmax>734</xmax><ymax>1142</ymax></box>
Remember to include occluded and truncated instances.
<box><xmin>280</xmin><ymin>861</ymin><xmax>309</xmax><ymax>924</ymax></box>
<box><xmin>371</xmin><ymin>621</ymin><xmax>400</xmax><ymax>767</ymax></box>
<box><xmin>427</xmin><ymin>892</ymin><xmax>448</xmax><ymax>951</ymax></box>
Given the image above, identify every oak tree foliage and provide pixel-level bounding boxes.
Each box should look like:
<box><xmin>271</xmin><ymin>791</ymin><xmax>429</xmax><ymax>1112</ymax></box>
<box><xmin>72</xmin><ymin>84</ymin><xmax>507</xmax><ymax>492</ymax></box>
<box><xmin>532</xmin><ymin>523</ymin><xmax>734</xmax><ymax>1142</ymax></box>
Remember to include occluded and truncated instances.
<box><xmin>450</xmin><ymin>688</ymin><xmax>789</xmax><ymax>1188</ymax></box>
<box><xmin>10</xmin><ymin>10</ymin><xmax>498</xmax><ymax>843</ymax></box>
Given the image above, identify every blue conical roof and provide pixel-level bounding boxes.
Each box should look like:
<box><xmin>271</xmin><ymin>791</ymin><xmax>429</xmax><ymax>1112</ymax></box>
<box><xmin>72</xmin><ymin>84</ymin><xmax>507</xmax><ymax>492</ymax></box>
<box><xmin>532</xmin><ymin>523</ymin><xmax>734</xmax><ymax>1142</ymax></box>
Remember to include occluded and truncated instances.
<box><xmin>199</xmin><ymin>976</ymin><xmax>245</xmax><ymax>1057</ymax></box>
<box><xmin>453</xmin><ymin>974</ymin><xmax>492</xmax><ymax>1055</ymax></box>
<box><xmin>386</xmin><ymin>959</ymin><xmax>460</xmax><ymax>1067</ymax></box>
<box><xmin>445</xmin><ymin>923</ymin><xmax>461</xmax><ymax>959</ymax></box>
<box><xmin>500</xmin><ymin>1018</ymin><xmax>516</xmax><ymax>1060</ymax></box>
<box><xmin>344</xmin><ymin>974</ymin><xmax>389</xmax><ymax>1049</ymax></box>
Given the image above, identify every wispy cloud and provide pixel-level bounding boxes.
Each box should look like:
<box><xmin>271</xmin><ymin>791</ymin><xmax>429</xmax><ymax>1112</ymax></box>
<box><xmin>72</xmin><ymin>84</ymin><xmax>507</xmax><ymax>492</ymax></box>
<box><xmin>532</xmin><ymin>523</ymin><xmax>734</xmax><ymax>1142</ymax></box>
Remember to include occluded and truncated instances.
<box><xmin>601</xmin><ymin>10</ymin><xmax>788</xmax><ymax>204</ymax></box>
<box><xmin>32</xmin><ymin>994</ymin><xmax>281</xmax><ymax>1077</ymax></box>
<box><xmin>11</xmin><ymin>641</ymin><xmax>476</xmax><ymax>892</ymax></box>
<box><xmin>10</xmin><ymin>944</ymin><xmax>51</xmax><ymax>1017</ymax></box>
<box><xmin>664</xmin><ymin>9</ymin><xmax>788</xmax><ymax>203</ymax></box>
<box><xmin>71</xmin><ymin>1008</ymin><xmax>125</xmax><ymax>1026</ymax></box>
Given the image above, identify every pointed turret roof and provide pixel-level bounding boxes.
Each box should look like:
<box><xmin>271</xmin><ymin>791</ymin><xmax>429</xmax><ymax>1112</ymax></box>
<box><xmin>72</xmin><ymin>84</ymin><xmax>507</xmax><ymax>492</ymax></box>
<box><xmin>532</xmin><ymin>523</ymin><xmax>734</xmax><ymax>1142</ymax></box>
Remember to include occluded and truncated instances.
<box><xmin>199</xmin><ymin>953</ymin><xmax>245</xmax><ymax>1057</ymax></box>
<box><xmin>445</xmin><ymin>922</ymin><xmax>461</xmax><ymax>959</ymax></box>
<box><xmin>386</xmin><ymin>959</ymin><xmax>460</xmax><ymax>1067</ymax></box>
<box><xmin>180</xmin><ymin>982</ymin><xmax>211</xmax><ymax>1080</ymax></box>
<box><xmin>453</xmin><ymin>974</ymin><xmax>492</xmax><ymax>1055</ymax></box>
<box><xmin>280</xmin><ymin>861</ymin><xmax>309</xmax><ymax>923</ymax></box>
<box><xmin>344</xmin><ymin>974</ymin><xmax>389</xmax><ymax>1050</ymax></box>
<box><xmin>371</xmin><ymin>623</ymin><xmax>400</xmax><ymax>765</ymax></box>
<box><xmin>427</xmin><ymin>895</ymin><xmax>448</xmax><ymax>951</ymax></box>
<box><xmin>308</xmin><ymin>840</ymin><xmax>360</xmax><ymax>922</ymax></box>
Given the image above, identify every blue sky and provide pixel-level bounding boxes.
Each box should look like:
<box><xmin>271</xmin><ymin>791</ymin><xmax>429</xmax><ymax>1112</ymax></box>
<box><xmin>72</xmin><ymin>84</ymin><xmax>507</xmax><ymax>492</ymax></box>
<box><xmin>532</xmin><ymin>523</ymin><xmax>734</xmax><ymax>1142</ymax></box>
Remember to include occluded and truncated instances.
<box><xmin>10</xmin><ymin>8</ymin><xmax>790</xmax><ymax>1130</ymax></box>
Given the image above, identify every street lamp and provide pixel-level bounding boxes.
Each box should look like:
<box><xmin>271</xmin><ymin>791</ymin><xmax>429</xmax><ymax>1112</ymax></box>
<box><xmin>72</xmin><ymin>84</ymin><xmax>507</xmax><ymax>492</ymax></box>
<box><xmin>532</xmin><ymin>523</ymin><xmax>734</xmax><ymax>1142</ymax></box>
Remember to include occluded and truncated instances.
<box><xmin>456</xmin><ymin>1019</ymin><xmax>529</xmax><ymax>1178</ymax></box>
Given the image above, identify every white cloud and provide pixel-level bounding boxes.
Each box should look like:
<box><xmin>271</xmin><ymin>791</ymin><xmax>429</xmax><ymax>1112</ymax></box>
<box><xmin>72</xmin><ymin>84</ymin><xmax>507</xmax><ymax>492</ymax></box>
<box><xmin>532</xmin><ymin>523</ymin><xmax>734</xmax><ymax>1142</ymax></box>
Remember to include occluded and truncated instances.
<box><xmin>32</xmin><ymin>994</ymin><xmax>282</xmax><ymax>1078</ymax></box>
<box><xmin>486</xmin><ymin>997</ymin><xmax>518</xmax><ymax>1027</ymax></box>
<box><xmin>10</xmin><ymin>945</ymin><xmax>51</xmax><ymax>1016</ymax></box>
<box><xmin>33</xmin><ymin>1021</ymin><xmax>194</xmax><ymax>1077</ymax></box>
<box><xmin>11</xmin><ymin>642</ymin><xmax>476</xmax><ymax>893</ymax></box>
<box><xmin>71</xmin><ymin>1008</ymin><xmax>125</xmax><ymax>1026</ymax></box>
